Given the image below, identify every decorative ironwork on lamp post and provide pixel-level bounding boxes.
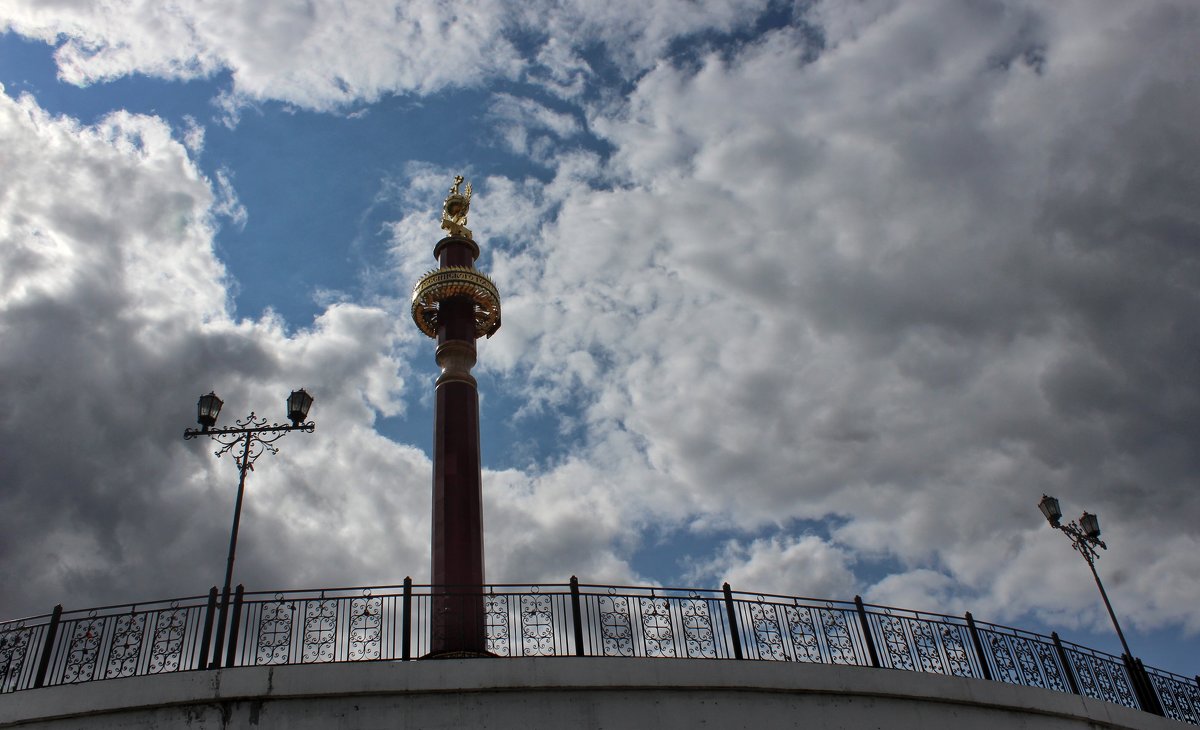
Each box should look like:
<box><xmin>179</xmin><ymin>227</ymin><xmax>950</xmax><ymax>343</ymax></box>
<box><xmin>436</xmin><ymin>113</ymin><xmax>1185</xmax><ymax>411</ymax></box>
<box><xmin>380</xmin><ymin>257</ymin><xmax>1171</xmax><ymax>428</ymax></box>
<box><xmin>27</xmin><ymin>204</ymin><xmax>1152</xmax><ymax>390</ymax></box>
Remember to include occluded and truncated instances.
<box><xmin>184</xmin><ymin>389</ymin><xmax>315</xmax><ymax>668</ymax></box>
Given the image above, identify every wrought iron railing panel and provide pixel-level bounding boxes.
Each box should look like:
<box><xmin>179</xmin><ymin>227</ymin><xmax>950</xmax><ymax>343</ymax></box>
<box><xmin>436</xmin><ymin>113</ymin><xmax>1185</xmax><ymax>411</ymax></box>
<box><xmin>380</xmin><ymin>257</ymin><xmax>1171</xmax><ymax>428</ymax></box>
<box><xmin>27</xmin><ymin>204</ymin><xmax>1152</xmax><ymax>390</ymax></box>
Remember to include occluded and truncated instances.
<box><xmin>484</xmin><ymin>592</ymin><xmax>510</xmax><ymax>655</ymax></box>
<box><xmin>860</xmin><ymin>606</ymin><xmax>981</xmax><ymax>678</ymax></box>
<box><xmin>1147</xmin><ymin>667</ymin><xmax>1200</xmax><ymax>725</ymax></box>
<box><xmin>1062</xmin><ymin>641</ymin><xmax>1139</xmax><ymax>709</ymax></box>
<box><xmin>479</xmin><ymin>588</ymin><xmax>573</xmax><ymax>657</ymax></box>
<box><xmin>348</xmin><ymin>595</ymin><xmax>384</xmax><ymax>660</ymax></box>
<box><xmin>677</xmin><ymin>594</ymin><xmax>721</xmax><ymax>659</ymax></box>
<box><xmin>973</xmin><ymin>621</ymin><xmax>1070</xmax><ymax>693</ymax></box>
<box><xmin>24</xmin><ymin>597</ymin><xmax>211</xmax><ymax>690</ymax></box>
<box><xmin>577</xmin><ymin>586</ymin><xmax>739</xmax><ymax>660</ymax></box>
<box><xmin>729</xmin><ymin>593</ymin><xmax>869</xmax><ymax>665</ymax></box>
<box><xmin>596</xmin><ymin>592</ymin><xmax>638</xmax><ymax>657</ymax></box>
<box><xmin>3</xmin><ymin>581</ymin><xmax>1195</xmax><ymax>725</ymax></box>
<box><xmin>231</xmin><ymin>588</ymin><xmax>409</xmax><ymax>666</ymax></box>
<box><xmin>0</xmin><ymin>617</ymin><xmax>50</xmax><ymax>693</ymax></box>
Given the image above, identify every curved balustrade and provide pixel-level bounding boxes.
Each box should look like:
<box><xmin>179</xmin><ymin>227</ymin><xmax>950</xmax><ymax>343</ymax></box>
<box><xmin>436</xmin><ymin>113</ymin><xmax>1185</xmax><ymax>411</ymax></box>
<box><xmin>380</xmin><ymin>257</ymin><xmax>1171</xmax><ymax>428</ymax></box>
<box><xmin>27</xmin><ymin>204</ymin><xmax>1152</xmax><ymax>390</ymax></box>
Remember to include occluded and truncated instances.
<box><xmin>2</xmin><ymin>581</ymin><xmax>1196</xmax><ymax>724</ymax></box>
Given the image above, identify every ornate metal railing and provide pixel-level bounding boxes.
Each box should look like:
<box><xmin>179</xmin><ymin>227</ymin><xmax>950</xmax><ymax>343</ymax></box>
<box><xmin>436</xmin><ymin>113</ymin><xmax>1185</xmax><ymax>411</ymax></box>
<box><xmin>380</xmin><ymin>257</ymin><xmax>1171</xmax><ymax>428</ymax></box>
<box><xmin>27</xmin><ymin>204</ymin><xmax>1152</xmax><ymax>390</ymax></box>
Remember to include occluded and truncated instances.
<box><xmin>2</xmin><ymin>580</ymin><xmax>1197</xmax><ymax>723</ymax></box>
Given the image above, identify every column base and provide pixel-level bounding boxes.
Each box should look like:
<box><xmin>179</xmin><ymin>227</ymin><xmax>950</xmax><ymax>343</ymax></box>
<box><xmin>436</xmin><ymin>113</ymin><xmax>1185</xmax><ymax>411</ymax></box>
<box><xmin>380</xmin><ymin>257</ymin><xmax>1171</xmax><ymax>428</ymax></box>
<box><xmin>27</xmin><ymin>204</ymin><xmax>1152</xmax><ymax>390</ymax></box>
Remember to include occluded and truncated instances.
<box><xmin>420</xmin><ymin>650</ymin><xmax>498</xmax><ymax>660</ymax></box>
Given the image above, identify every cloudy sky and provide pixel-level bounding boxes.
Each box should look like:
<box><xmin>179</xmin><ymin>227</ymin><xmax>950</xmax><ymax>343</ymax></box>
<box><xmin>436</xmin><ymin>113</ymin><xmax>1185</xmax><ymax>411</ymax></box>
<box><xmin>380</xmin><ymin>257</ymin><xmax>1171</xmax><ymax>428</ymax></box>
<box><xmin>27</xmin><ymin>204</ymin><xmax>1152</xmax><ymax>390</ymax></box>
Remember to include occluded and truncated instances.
<box><xmin>1</xmin><ymin>1</ymin><xmax>1198</xmax><ymax>675</ymax></box>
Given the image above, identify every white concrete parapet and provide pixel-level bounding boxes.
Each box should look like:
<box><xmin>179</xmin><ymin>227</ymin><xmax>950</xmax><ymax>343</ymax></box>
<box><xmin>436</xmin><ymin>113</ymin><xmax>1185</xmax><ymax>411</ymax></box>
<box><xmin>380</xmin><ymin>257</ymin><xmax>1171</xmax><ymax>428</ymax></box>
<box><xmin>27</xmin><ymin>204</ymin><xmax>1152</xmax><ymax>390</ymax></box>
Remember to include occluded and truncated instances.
<box><xmin>0</xmin><ymin>658</ymin><xmax>1180</xmax><ymax>729</ymax></box>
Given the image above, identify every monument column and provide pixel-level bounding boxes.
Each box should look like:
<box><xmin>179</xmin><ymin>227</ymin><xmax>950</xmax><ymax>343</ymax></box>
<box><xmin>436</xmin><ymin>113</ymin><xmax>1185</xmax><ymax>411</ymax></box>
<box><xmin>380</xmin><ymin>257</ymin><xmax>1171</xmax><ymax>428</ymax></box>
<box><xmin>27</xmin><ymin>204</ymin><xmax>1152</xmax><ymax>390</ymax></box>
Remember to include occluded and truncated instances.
<box><xmin>410</xmin><ymin>176</ymin><xmax>501</xmax><ymax>655</ymax></box>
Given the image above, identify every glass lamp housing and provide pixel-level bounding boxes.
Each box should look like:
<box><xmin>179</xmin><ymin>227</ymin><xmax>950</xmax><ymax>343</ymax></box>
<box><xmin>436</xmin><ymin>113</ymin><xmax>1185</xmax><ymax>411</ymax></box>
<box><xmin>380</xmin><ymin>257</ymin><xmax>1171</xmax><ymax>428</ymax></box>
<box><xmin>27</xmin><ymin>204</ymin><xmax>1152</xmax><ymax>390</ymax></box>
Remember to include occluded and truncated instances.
<box><xmin>197</xmin><ymin>392</ymin><xmax>223</xmax><ymax>430</ymax></box>
<box><xmin>1038</xmin><ymin>494</ymin><xmax>1062</xmax><ymax>526</ymax></box>
<box><xmin>287</xmin><ymin>388</ymin><xmax>314</xmax><ymax>426</ymax></box>
<box><xmin>1080</xmin><ymin>511</ymin><xmax>1101</xmax><ymax>539</ymax></box>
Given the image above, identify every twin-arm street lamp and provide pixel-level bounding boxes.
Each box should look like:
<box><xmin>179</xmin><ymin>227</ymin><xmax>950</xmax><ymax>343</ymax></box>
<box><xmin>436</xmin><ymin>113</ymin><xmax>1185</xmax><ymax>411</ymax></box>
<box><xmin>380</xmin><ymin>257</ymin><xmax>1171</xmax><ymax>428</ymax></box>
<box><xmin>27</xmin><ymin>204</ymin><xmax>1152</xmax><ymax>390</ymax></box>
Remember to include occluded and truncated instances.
<box><xmin>184</xmin><ymin>389</ymin><xmax>315</xmax><ymax>668</ymax></box>
<box><xmin>1037</xmin><ymin>494</ymin><xmax>1166</xmax><ymax>716</ymax></box>
<box><xmin>1037</xmin><ymin>494</ymin><xmax>1132</xmax><ymax>658</ymax></box>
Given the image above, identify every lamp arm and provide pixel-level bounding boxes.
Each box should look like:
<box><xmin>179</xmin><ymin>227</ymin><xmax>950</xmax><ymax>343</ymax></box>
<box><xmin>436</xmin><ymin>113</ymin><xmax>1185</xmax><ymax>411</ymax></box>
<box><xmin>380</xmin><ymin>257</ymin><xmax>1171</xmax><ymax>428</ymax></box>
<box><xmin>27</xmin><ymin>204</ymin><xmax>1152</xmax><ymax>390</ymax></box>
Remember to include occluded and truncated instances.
<box><xmin>1055</xmin><ymin>520</ymin><xmax>1105</xmax><ymax>566</ymax></box>
<box><xmin>183</xmin><ymin>414</ymin><xmax>316</xmax><ymax>467</ymax></box>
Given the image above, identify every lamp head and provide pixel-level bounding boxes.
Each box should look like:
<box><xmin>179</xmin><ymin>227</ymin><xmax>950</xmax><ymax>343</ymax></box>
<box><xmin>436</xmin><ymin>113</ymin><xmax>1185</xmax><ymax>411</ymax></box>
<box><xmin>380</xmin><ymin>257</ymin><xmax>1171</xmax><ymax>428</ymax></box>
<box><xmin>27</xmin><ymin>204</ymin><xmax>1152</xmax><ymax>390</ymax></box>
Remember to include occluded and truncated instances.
<box><xmin>287</xmin><ymin>388</ymin><xmax>314</xmax><ymax>426</ymax></box>
<box><xmin>1079</xmin><ymin>511</ymin><xmax>1101</xmax><ymax>540</ymax></box>
<box><xmin>1038</xmin><ymin>494</ymin><xmax>1062</xmax><ymax>527</ymax></box>
<box><xmin>196</xmin><ymin>392</ymin><xmax>223</xmax><ymax>431</ymax></box>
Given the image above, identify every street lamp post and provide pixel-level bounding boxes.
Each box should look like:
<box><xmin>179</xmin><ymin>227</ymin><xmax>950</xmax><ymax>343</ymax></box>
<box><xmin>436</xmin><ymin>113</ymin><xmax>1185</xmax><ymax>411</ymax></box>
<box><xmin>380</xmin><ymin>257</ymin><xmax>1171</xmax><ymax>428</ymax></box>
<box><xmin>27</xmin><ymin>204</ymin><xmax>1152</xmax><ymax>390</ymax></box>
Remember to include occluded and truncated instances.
<box><xmin>184</xmin><ymin>389</ymin><xmax>315</xmax><ymax>668</ymax></box>
<box><xmin>1037</xmin><ymin>494</ymin><xmax>1163</xmax><ymax>715</ymax></box>
<box><xmin>1037</xmin><ymin>494</ymin><xmax>1131</xmax><ymax>657</ymax></box>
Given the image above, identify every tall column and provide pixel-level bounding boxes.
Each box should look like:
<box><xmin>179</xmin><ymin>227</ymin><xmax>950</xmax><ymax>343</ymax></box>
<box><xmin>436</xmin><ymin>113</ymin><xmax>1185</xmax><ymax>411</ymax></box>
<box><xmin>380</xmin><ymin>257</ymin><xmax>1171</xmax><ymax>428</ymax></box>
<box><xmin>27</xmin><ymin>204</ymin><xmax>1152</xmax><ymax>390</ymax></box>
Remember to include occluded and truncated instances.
<box><xmin>411</xmin><ymin>176</ymin><xmax>501</xmax><ymax>656</ymax></box>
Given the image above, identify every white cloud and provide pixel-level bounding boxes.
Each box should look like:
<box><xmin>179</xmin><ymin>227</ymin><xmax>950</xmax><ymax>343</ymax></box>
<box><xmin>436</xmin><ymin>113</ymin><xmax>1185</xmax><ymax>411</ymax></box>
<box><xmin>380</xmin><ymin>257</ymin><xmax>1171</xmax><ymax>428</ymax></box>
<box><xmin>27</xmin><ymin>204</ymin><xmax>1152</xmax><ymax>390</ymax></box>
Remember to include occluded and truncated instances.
<box><xmin>490</xmin><ymin>94</ymin><xmax>580</xmax><ymax>139</ymax></box>
<box><xmin>0</xmin><ymin>0</ymin><xmax>767</xmax><ymax>113</ymax></box>
<box><xmin>865</xmin><ymin>569</ymin><xmax>967</xmax><ymax>617</ymax></box>
<box><xmin>686</xmin><ymin>535</ymin><xmax>859</xmax><ymax>599</ymax></box>
<box><xmin>488</xmin><ymin>93</ymin><xmax>582</xmax><ymax>160</ymax></box>
<box><xmin>211</xmin><ymin>167</ymin><xmax>247</xmax><ymax>229</ymax></box>
<box><xmin>180</xmin><ymin>114</ymin><xmax>205</xmax><ymax>154</ymax></box>
<box><xmin>2</xmin><ymin>0</ymin><xmax>523</xmax><ymax>111</ymax></box>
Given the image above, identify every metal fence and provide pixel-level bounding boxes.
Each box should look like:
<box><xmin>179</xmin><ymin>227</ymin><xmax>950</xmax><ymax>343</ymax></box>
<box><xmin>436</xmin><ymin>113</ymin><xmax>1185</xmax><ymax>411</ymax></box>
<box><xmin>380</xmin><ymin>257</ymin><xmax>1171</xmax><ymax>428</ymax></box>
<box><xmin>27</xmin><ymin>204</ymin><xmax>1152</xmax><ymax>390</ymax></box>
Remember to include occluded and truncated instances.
<box><xmin>2</xmin><ymin>580</ymin><xmax>1197</xmax><ymax>723</ymax></box>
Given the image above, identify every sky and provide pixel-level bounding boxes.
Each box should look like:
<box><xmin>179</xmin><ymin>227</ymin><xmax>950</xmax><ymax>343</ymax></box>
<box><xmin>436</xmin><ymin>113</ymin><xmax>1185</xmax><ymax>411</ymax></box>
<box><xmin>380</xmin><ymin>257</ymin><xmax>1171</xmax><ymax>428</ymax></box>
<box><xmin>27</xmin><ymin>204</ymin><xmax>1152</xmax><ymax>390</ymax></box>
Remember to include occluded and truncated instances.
<box><xmin>0</xmin><ymin>0</ymin><xmax>1198</xmax><ymax>677</ymax></box>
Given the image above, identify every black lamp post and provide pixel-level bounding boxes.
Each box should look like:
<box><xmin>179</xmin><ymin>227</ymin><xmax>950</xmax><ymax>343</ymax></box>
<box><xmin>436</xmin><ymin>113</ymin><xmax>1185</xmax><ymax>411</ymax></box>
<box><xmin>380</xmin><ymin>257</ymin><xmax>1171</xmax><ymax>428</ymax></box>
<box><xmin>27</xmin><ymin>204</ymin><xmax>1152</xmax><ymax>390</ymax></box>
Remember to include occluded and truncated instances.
<box><xmin>1037</xmin><ymin>494</ymin><xmax>1131</xmax><ymax>657</ymax></box>
<box><xmin>184</xmin><ymin>390</ymin><xmax>315</xmax><ymax>668</ymax></box>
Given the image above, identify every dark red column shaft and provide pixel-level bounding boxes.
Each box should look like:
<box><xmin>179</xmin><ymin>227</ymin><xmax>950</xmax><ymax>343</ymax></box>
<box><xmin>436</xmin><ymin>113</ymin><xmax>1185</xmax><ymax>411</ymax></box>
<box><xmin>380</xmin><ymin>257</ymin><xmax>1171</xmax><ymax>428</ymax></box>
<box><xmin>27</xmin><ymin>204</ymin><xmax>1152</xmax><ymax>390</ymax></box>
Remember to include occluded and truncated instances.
<box><xmin>430</xmin><ymin>237</ymin><xmax>486</xmax><ymax>655</ymax></box>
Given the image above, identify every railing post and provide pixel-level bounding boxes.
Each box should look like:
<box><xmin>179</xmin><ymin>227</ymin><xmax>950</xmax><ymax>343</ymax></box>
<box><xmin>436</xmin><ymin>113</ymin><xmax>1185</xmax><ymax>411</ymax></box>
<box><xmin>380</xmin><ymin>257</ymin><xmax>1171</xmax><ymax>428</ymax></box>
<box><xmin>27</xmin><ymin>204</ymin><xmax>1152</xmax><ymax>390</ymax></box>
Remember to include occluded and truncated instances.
<box><xmin>570</xmin><ymin>576</ymin><xmax>585</xmax><ymax>657</ymax></box>
<box><xmin>854</xmin><ymin>596</ymin><xmax>881</xmax><ymax>668</ymax></box>
<box><xmin>1138</xmin><ymin>659</ymin><xmax>1161</xmax><ymax>713</ymax></box>
<box><xmin>1123</xmin><ymin>654</ymin><xmax>1145</xmax><ymax>712</ymax></box>
<box><xmin>722</xmin><ymin>583</ymin><xmax>743</xmax><ymax>660</ymax></box>
<box><xmin>1126</xmin><ymin>655</ymin><xmax>1164</xmax><ymax>716</ymax></box>
<box><xmin>401</xmin><ymin>577</ymin><xmax>412</xmax><ymax>661</ymax></box>
<box><xmin>224</xmin><ymin>584</ymin><xmax>244</xmax><ymax>668</ymax></box>
<box><xmin>1052</xmin><ymin>632</ymin><xmax>1081</xmax><ymax>695</ymax></box>
<box><xmin>32</xmin><ymin>605</ymin><xmax>63</xmax><ymax>689</ymax></box>
<box><xmin>197</xmin><ymin>587</ymin><xmax>218</xmax><ymax>670</ymax></box>
<box><xmin>964</xmin><ymin>612</ymin><xmax>992</xmax><ymax>681</ymax></box>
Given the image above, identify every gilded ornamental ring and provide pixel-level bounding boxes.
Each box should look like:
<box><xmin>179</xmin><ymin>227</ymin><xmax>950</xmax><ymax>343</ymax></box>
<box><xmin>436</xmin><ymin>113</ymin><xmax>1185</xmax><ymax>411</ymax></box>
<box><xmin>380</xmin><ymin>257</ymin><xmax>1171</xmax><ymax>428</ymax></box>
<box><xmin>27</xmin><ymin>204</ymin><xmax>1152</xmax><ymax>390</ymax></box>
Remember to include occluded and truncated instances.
<box><xmin>411</xmin><ymin>266</ymin><xmax>502</xmax><ymax>339</ymax></box>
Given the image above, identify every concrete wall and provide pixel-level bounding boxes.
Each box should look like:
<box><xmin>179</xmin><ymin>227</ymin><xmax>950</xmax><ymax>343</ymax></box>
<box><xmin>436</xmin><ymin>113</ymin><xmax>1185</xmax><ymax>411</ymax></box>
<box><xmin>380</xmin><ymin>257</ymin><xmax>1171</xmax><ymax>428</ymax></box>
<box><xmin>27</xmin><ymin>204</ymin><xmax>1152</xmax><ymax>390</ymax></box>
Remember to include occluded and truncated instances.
<box><xmin>0</xmin><ymin>658</ymin><xmax>1179</xmax><ymax>729</ymax></box>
